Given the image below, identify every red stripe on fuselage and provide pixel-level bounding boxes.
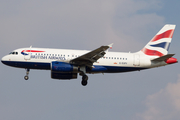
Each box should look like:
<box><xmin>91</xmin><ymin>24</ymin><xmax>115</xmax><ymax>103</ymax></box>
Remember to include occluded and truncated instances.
<box><xmin>141</xmin><ymin>48</ymin><xmax>164</xmax><ymax>57</ymax></box>
<box><xmin>22</xmin><ymin>50</ymin><xmax>45</xmax><ymax>52</ymax></box>
<box><xmin>151</xmin><ymin>29</ymin><xmax>174</xmax><ymax>42</ymax></box>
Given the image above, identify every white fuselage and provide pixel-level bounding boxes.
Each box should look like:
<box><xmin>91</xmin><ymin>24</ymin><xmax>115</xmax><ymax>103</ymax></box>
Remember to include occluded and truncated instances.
<box><xmin>1</xmin><ymin>47</ymin><xmax>168</xmax><ymax>73</ymax></box>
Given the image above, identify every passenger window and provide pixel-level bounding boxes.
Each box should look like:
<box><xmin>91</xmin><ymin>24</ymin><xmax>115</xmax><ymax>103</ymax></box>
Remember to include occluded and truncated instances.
<box><xmin>16</xmin><ymin>52</ymin><xmax>18</xmax><ymax>55</ymax></box>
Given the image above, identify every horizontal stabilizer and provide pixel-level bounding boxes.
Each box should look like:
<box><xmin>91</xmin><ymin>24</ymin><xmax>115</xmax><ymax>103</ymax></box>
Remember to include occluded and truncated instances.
<box><xmin>151</xmin><ymin>54</ymin><xmax>175</xmax><ymax>61</ymax></box>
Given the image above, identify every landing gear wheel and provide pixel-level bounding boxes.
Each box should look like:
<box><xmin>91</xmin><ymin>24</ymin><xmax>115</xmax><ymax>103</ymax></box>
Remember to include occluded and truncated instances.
<box><xmin>81</xmin><ymin>75</ymin><xmax>88</xmax><ymax>86</ymax></box>
<box><xmin>24</xmin><ymin>68</ymin><xmax>30</xmax><ymax>80</ymax></box>
<box><xmin>81</xmin><ymin>80</ymin><xmax>88</xmax><ymax>86</ymax></box>
<box><xmin>24</xmin><ymin>76</ymin><xmax>29</xmax><ymax>80</ymax></box>
<box><xmin>82</xmin><ymin>75</ymin><xmax>88</xmax><ymax>81</ymax></box>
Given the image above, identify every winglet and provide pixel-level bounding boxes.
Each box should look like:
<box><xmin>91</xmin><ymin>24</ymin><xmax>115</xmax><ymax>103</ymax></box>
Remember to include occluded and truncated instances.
<box><xmin>108</xmin><ymin>43</ymin><xmax>113</xmax><ymax>49</ymax></box>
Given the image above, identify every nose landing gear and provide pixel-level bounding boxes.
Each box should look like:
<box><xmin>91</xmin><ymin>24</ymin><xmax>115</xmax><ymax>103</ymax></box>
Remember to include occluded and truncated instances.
<box><xmin>24</xmin><ymin>69</ymin><xmax>30</xmax><ymax>80</ymax></box>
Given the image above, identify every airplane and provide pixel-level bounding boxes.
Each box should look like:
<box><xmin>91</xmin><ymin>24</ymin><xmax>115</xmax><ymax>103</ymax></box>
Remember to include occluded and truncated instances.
<box><xmin>1</xmin><ymin>24</ymin><xmax>178</xmax><ymax>86</ymax></box>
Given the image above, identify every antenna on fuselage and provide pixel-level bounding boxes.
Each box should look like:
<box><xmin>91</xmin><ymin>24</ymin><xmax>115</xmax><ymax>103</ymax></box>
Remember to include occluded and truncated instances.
<box><xmin>30</xmin><ymin>46</ymin><xmax>32</xmax><ymax>53</ymax></box>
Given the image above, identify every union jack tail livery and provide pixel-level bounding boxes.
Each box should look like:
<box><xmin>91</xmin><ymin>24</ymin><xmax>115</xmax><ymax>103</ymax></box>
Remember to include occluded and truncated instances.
<box><xmin>141</xmin><ymin>24</ymin><xmax>176</xmax><ymax>57</ymax></box>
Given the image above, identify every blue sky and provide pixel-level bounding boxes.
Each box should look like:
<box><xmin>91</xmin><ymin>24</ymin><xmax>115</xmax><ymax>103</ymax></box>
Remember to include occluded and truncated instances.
<box><xmin>0</xmin><ymin>0</ymin><xmax>180</xmax><ymax>120</ymax></box>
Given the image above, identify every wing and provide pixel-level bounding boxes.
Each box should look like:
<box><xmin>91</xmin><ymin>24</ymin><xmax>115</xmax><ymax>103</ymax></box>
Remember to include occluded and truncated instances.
<box><xmin>70</xmin><ymin>43</ymin><xmax>113</xmax><ymax>68</ymax></box>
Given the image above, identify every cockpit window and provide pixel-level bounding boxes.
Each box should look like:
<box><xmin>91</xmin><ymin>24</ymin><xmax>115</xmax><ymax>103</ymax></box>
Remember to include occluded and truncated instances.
<box><xmin>9</xmin><ymin>51</ymin><xmax>18</xmax><ymax>55</ymax></box>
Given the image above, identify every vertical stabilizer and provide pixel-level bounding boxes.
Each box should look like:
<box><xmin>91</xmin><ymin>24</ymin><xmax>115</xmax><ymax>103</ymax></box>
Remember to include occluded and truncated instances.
<box><xmin>141</xmin><ymin>24</ymin><xmax>176</xmax><ymax>57</ymax></box>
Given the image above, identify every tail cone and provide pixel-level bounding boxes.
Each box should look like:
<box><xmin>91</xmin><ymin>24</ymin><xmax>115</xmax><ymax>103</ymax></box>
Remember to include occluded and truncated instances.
<box><xmin>165</xmin><ymin>57</ymin><xmax>178</xmax><ymax>64</ymax></box>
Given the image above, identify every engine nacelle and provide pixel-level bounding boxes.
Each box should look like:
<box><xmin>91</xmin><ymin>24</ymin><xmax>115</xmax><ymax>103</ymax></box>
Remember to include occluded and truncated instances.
<box><xmin>51</xmin><ymin>61</ymin><xmax>78</xmax><ymax>73</ymax></box>
<box><xmin>51</xmin><ymin>61</ymin><xmax>78</xmax><ymax>79</ymax></box>
<box><xmin>51</xmin><ymin>72</ymin><xmax>77</xmax><ymax>79</ymax></box>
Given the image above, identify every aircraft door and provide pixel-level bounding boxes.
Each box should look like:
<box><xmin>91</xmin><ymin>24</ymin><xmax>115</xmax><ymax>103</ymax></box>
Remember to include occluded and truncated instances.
<box><xmin>24</xmin><ymin>47</ymin><xmax>31</xmax><ymax>60</ymax></box>
<box><xmin>133</xmin><ymin>54</ymin><xmax>140</xmax><ymax>66</ymax></box>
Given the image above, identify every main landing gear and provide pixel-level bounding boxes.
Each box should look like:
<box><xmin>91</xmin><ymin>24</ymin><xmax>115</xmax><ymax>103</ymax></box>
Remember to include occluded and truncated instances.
<box><xmin>81</xmin><ymin>75</ymin><xmax>88</xmax><ymax>86</ymax></box>
<box><xmin>24</xmin><ymin>69</ymin><xmax>30</xmax><ymax>80</ymax></box>
<box><xmin>79</xmin><ymin>66</ymin><xmax>89</xmax><ymax>86</ymax></box>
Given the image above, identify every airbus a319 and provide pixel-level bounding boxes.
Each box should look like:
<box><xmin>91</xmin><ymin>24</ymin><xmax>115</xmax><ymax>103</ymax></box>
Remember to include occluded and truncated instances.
<box><xmin>1</xmin><ymin>24</ymin><xmax>177</xmax><ymax>86</ymax></box>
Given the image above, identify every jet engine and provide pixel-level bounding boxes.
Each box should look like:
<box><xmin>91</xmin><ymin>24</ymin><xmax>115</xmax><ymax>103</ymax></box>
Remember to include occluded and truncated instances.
<box><xmin>51</xmin><ymin>61</ymin><xmax>78</xmax><ymax>79</ymax></box>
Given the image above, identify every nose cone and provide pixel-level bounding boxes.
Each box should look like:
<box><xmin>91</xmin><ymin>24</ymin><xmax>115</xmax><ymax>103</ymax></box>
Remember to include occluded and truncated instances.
<box><xmin>1</xmin><ymin>55</ymin><xmax>8</xmax><ymax>65</ymax></box>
